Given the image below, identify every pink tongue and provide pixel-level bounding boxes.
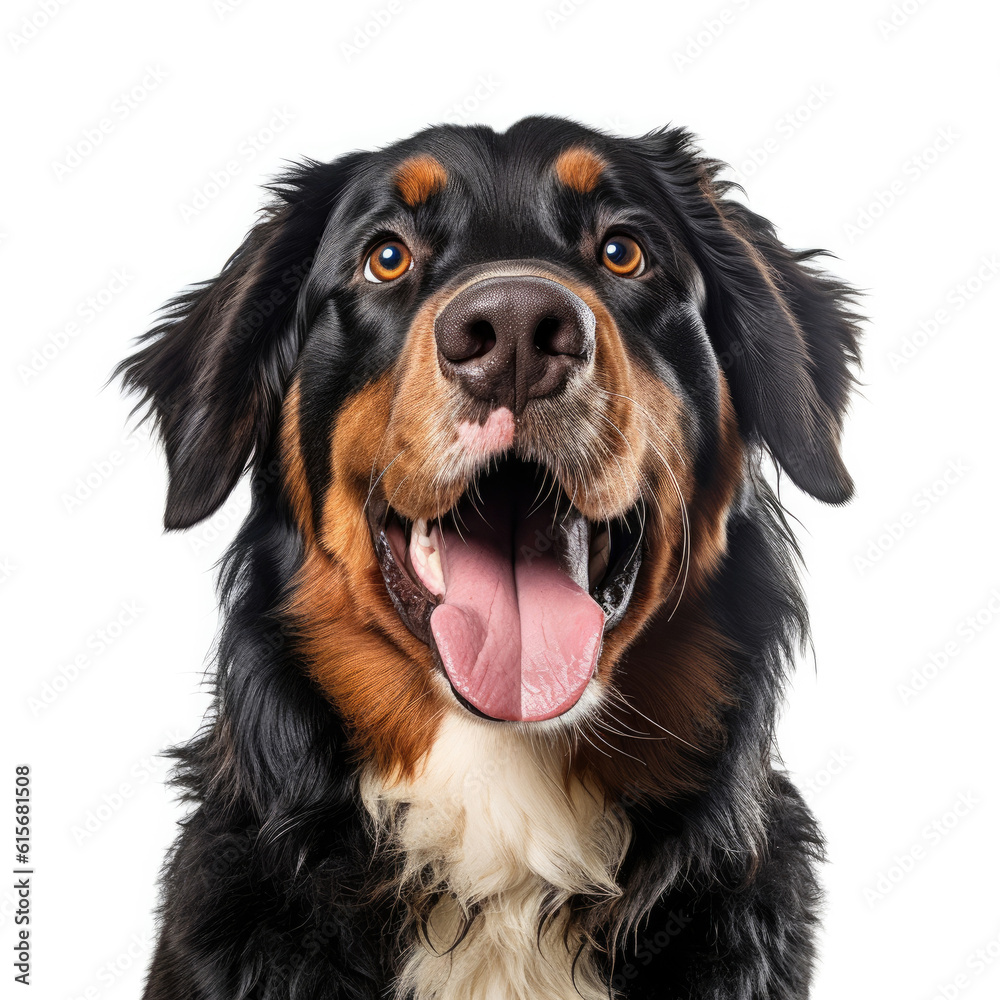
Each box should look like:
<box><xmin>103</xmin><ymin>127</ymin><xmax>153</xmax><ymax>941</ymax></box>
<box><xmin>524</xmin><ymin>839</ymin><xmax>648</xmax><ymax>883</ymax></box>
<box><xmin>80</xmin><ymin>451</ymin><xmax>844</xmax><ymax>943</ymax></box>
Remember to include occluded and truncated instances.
<box><xmin>429</xmin><ymin>494</ymin><xmax>604</xmax><ymax>722</ymax></box>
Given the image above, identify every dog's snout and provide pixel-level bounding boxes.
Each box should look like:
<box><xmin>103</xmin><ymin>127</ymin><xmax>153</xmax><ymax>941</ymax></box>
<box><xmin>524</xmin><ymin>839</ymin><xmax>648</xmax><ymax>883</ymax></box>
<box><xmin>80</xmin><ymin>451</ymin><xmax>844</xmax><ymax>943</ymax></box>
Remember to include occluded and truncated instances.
<box><xmin>434</xmin><ymin>276</ymin><xmax>595</xmax><ymax>414</ymax></box>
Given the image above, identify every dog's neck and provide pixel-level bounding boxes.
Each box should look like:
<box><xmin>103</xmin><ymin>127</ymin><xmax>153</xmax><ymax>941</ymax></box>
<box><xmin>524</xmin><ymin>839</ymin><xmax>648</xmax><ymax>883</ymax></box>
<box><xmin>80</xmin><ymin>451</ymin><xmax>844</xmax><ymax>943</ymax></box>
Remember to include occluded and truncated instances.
<box><xmin>361</xmin><ymin>712</ymin><xmax>630</xmax><ymax>1000</ymax></box>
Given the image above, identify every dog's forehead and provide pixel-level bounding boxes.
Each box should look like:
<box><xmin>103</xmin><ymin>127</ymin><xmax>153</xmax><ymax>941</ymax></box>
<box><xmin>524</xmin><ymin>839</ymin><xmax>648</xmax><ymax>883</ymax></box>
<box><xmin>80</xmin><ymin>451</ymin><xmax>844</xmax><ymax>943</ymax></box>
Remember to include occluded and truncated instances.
<box><xmin>358</xmin><ymin>121</ymin><xmax>639</xmax><ymax>223</ymax></box>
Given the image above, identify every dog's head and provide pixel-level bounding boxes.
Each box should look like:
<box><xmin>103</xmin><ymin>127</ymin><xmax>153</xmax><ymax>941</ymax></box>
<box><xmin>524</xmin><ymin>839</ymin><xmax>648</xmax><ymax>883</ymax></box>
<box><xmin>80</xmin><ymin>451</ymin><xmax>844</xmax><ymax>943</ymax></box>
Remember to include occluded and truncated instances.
<box><xmin>121</xmin><ymin>117</ymin><xmax>859</xmax><ymax>787</ymax></box>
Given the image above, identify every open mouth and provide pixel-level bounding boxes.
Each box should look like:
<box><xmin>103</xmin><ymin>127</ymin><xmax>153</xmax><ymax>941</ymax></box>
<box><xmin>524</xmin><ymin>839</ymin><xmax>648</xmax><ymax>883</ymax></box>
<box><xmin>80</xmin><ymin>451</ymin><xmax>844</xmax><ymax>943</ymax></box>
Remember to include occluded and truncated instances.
<box><xmin>366</xmin><ymin>458</ymin><xmax>643</xmax><ymax>722</ymax></box>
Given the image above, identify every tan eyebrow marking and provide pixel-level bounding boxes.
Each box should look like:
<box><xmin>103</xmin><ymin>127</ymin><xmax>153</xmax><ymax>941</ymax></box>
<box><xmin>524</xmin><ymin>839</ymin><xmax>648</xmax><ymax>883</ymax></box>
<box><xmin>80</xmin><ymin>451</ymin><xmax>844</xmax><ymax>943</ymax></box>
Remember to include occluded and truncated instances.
<box><xmin>394</xmin><ymin>155</ymin><xmax>448</xmax><ymax>207</ymax></box>
<box><xmin>554</xmin><ymin>146</ymin><xmax>607</xmax><ymax>193</ymax></box>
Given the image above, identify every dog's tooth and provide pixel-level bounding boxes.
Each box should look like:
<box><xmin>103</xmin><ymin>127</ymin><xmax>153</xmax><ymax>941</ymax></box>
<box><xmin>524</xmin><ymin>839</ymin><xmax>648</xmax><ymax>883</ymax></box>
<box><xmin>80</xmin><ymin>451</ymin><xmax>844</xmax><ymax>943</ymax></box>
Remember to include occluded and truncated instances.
<box><xmin>408</xmin><ymin>521</ymin><xmax>445</xmax><ymax>597</ymax></box>
<box><xmin>424</xmin><ymin>548</ymin><xmax>445</xmax><ymax>596</ymax></box>
<box><xmin>588</xmin><ymin>528</ymin><xmax>611</xmax><ymax>587</ymax></box>
<box><xmin>589</xmin><ymin>548</ymin><xmax>611</xmax><ymax>587</ymax></box>
<box><xmin>589</xmin><ymin>526</ymin><xmax>610</xmax><ymax>557</ymax></box>
<box><xmin>410</xmin><ymin>534</ymin><xmax>426</xmax><ymax>568</ymax></box>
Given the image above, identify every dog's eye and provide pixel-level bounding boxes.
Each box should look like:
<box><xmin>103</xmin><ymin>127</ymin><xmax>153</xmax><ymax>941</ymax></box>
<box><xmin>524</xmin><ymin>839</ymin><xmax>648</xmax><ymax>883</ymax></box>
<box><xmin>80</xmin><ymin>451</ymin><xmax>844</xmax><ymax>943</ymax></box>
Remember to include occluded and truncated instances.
<box><xmin>601</xmin><ymin>235</ymin><xmax>645</xmax><ymax>277</ymax></box>
<box><xmin>364</xmin><ymin>240</ymin><xmax>413</xmax><ymax>282</ymax></box>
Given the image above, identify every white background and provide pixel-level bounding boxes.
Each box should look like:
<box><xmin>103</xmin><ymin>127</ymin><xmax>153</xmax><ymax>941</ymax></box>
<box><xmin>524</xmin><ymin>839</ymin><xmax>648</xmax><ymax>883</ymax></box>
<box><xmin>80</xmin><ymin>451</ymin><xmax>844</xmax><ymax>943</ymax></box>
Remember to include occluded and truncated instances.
<box><xmin>3</xmin><ymin>1</ymin><xmax>999</xmax><ymax>997</ymax></box>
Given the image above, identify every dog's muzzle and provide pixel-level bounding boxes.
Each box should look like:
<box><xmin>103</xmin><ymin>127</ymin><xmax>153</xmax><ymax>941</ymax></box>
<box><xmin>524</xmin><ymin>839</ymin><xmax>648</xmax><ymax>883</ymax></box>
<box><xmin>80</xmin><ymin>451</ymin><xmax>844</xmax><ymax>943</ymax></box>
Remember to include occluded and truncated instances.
<box><xmin>434</xmin><ymin>274</ymin><xmax>596</xmax><ymax>415</ymax></box>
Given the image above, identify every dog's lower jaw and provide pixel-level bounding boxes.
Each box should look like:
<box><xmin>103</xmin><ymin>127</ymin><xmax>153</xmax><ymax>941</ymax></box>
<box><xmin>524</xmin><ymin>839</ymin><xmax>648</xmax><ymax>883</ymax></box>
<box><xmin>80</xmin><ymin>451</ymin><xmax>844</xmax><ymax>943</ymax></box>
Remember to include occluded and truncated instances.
<box><xmin>360</xmin><ymin>712</ymin><xmax>631</xmax><ymax>1000</ymax></box>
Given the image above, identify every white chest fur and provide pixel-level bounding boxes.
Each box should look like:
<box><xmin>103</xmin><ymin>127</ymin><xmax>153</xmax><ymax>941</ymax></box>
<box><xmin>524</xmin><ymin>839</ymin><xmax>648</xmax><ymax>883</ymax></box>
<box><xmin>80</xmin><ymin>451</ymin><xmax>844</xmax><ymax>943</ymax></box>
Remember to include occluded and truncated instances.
<box><xmin>360</xmin><ymin>714</ymin><xmax>630</xmax><ymax>1000</ymax></box>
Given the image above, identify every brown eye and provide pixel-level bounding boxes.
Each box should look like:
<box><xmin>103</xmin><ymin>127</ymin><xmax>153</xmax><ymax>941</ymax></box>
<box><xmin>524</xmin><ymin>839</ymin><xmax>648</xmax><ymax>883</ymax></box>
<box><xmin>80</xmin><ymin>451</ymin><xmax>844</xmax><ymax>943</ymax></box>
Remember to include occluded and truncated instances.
<box><xmin>365</xmin><ymin>240</ymin><xmax>412</xmax><ymax>282</ymax></box>
<box><xmin>601</xmin><ymin>235</ymin><xmax>645</xmax><ymax>277</ymax></box>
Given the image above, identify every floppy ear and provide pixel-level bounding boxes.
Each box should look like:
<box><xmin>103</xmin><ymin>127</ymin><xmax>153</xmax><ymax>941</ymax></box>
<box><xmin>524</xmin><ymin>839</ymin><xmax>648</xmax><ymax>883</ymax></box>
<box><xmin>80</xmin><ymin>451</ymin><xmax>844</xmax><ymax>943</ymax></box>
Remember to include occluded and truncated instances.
<box><xmin>643</xmin><ymin>130</ymin><xmax>863</xmax><ymax>504</ymax></box>
<box><xmin>118</xmin><ymin>156</ymin><xmax>361</xmax><ymax>530</ymax></box>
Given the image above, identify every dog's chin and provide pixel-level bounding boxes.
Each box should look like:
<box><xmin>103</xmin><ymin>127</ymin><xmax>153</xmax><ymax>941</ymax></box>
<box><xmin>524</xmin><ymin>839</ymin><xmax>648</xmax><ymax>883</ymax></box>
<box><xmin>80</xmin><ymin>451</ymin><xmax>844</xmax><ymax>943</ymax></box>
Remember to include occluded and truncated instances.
<box><xmin>366</xmin><ymin>456</ymin><xmax>643</xmax><ymax>725</ymax></box>
<box><xmin>427</xmin><ymin>663</ymin><xmax>608</xmax><ymax>732</ymax></box>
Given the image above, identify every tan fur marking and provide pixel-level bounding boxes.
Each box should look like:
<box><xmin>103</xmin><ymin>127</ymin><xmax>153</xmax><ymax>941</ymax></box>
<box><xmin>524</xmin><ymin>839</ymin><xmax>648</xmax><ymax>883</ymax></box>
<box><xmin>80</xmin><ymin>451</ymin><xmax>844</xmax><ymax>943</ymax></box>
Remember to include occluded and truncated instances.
<box><xmin>395</xmin><ymin>155</ymin><xmax>448</xmax><ymax>207</ymax></box>
<box><xmin>554</xmin><ymin>146</ymin><xmax>607</xmax><ymax>193</ymax></box>
<box><xmin>279</xmin><ymin>377</ymin><xmax>314</xmax><ymax>543</ymax></box>
<box><xmin>284</xmin><ymin>375</ymin><xmax>447</xmax><ymax>780</ymax></box>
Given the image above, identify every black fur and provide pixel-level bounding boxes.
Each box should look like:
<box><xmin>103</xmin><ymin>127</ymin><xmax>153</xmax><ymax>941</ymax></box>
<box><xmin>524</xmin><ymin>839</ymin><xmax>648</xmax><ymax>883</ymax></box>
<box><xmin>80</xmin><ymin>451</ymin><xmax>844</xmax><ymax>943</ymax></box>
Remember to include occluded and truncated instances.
<box><xmin>119</xmin><ymin>117</ymin><xmax>861</xmax><ymax>998</ymax></box>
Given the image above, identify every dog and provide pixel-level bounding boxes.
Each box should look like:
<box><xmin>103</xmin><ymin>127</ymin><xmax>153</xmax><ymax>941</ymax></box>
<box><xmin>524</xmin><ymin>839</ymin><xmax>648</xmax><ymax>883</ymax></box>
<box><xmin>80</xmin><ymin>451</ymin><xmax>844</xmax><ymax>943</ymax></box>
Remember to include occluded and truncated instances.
<box><xmin>119</xmin><ymin>116</ymin><xmax>861</xmax><ymax>999</ymax></box>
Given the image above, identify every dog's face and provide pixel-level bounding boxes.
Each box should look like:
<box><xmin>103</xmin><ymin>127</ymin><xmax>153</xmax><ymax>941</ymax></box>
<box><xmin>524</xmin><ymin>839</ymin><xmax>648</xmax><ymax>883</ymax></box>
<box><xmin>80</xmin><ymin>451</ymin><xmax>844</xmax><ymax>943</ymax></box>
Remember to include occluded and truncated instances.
<box><xmin>287</xmin><ymin>128</ymin><xmax>742</xmax><ymax>733</ymax></box>
<box><xmin>122</xmin><ymin>117</ymin><xmax>857</xmax><ymax>785</ymax></box>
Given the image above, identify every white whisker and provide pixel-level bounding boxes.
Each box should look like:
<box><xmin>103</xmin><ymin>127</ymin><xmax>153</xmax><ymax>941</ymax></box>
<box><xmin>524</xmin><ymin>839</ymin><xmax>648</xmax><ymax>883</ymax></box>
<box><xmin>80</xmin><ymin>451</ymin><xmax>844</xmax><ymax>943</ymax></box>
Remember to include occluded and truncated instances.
<box><xmin>365</xmin><ymin>449</ymin><xmax>407</xmax><ymax>515</ymax></box>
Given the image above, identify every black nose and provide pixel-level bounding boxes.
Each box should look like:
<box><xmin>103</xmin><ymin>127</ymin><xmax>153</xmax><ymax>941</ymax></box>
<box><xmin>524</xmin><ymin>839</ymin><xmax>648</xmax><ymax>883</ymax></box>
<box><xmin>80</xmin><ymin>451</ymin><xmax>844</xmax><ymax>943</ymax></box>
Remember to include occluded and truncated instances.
<box><xmin>434</xmin><ymin>275</ymin><xmax>596</xmax><ymax>414</ymax></box>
